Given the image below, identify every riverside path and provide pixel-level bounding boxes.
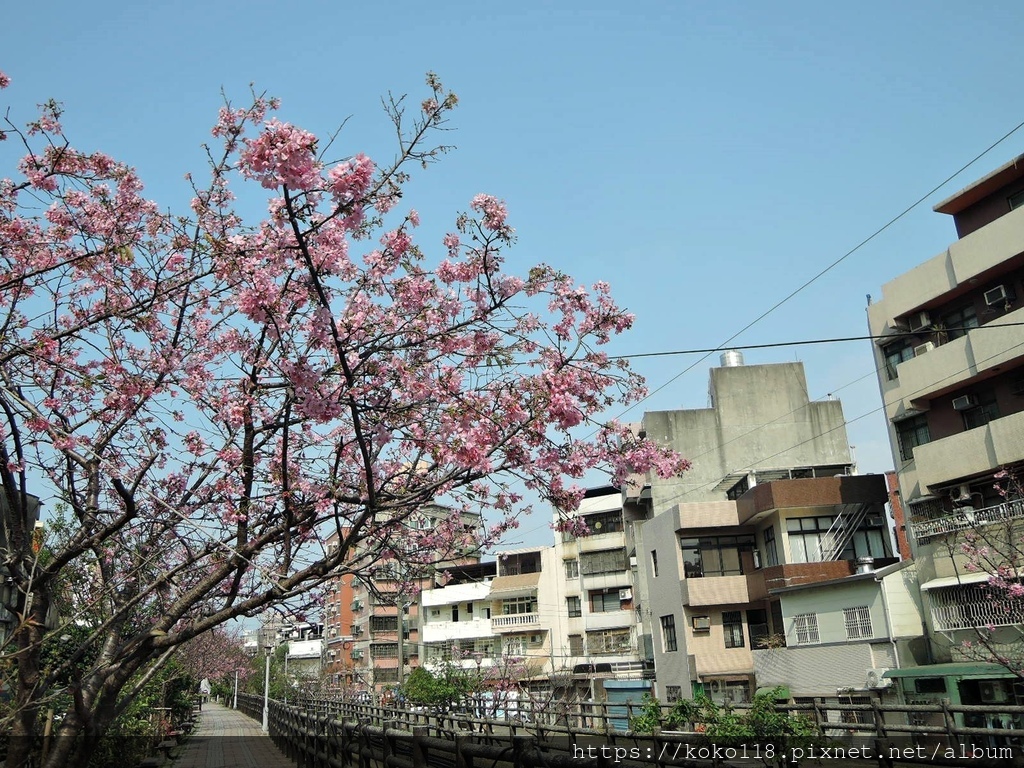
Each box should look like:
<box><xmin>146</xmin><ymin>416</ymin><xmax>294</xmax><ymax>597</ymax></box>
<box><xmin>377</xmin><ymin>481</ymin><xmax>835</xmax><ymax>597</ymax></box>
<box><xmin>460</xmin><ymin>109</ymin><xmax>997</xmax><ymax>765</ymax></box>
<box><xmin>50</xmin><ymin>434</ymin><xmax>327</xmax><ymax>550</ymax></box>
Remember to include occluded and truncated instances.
<box><xmin>171</xmin><ymin>701</ymin><xmax>294</xmax><ymax>768</ymax></box>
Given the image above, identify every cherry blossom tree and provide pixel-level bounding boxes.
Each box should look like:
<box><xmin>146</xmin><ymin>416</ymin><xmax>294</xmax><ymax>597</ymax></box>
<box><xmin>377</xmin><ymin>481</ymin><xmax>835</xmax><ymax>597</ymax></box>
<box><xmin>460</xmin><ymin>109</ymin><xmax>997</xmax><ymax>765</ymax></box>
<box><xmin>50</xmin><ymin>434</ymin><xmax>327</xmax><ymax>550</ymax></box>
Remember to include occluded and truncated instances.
<box><xmin>0</xmin><ymin>70</ymin><xmax>687</xmax><ymax>767</ymax></box>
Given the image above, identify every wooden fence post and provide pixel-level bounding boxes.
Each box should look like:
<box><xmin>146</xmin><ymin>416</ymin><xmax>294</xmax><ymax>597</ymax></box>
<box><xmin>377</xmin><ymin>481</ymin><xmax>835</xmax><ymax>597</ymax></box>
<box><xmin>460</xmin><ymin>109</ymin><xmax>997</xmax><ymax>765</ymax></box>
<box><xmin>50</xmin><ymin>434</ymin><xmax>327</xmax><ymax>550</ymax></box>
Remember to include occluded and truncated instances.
<box><xmin>512</xmin><ymin>735</ymin><xmax>535</xmax><ymax>768</ymax></box>
<box><xmin>411</xmin><ymin>725</ymin><xmax>428</xmax><ymax>768</ymax></box>
<box><xmin>455</xmin><ymin>731</ymin><xmax>474</xmax><ymax>768</ymax></box>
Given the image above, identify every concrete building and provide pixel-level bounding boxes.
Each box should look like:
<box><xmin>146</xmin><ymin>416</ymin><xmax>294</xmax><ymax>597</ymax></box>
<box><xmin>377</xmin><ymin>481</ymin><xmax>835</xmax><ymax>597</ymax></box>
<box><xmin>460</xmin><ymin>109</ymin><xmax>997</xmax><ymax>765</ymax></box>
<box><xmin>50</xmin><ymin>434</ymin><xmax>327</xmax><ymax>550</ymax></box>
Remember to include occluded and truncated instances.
<box><xmin>322</xmin><ymin>530</ymin><xmax>356</xmax><ymax>688</ymax></box>
<box><xmin>867</xmin><ymin>154</ymin><xmax>1024</xmax><ymax>711</ymax></box>
<box><xmin>421</xmin><ymin>561</ymin><xmax>498</xmax><ymax>671</ymax></box>
<box><xmin>553</xmin><ymin>486</ymin><xmax>650</xmax><ymax>701</ymax></box>
<box><xmin>631</xmin><ymin>359</ymin><xmax>896</xmax><ymax>703</ymax></box>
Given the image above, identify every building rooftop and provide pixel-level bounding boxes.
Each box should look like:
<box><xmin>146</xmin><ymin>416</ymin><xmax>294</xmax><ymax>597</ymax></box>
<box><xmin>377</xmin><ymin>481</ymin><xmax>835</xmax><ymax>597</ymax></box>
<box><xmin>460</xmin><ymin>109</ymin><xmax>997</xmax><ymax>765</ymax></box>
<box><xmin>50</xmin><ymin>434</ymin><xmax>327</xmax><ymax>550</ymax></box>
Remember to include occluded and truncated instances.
<box><xmin>933</xmin><ymin>152</ymin><xmax>1024</xmax><ymax>215</ymax></box>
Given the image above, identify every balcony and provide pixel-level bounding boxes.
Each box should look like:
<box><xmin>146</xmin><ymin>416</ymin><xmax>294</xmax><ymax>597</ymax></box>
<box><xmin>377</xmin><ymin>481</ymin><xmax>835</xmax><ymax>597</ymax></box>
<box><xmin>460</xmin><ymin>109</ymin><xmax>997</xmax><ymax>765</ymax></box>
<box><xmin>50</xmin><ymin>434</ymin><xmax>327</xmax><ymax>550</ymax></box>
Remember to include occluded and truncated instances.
<box><xmin>928</xmin><ymin>579</ymin><xmax>1024</xmax><ymax>631</ymax></box>
<box><xmin>491</xmin><ymin>613</ymin><xmax>540</xmax><ymax>632</ymax></box>
<box><xmin>895</xmin><ymin>305</ymin><xmax>1024</xmax><ymax>404</ymax></box>
<box><xmin>915</xmin><ymin>410</ymin><xmax>1024</xmax><ymax>488</ymax></box>
<box><xmin>911</xmin><ymin>498</ymin><xmax>1024</xmax><ymax>541</ymax></box>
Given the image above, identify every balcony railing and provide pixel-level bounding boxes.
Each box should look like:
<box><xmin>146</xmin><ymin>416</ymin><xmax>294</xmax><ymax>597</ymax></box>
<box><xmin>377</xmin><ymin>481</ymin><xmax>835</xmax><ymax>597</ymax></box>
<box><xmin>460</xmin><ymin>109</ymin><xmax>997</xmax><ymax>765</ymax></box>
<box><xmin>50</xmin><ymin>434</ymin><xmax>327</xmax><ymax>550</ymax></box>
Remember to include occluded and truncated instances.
<box><xmin>911</xmin><ymin>499</ymin><xmax>1024</xmax><ymax>540</ymax></box>
<box><xmin>491</xmin><ymin>613</ymin><xmax>540</xmax><ymax>631</ymax></box>
<box><xmin>930</xmin><ymin>582</ymin><xmax>1024</xmax><ymax>631</ymax></box>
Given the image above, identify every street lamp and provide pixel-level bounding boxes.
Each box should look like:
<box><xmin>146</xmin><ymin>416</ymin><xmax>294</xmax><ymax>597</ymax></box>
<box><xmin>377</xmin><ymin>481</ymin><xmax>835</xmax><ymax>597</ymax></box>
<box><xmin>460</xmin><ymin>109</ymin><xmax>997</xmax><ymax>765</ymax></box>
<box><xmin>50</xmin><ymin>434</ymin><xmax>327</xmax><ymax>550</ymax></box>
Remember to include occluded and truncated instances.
<box><xmin>262</xmin><ymin>644</ymin><xmax>272</xmax><ymax>733</ymax></box>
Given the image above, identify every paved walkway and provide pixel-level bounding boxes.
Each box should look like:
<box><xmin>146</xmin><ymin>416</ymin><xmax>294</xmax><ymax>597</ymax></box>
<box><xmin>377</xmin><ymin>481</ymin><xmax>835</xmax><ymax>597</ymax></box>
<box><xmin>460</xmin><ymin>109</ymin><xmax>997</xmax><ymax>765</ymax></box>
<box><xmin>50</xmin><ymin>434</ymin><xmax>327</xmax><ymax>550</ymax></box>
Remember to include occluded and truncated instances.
<box><xmin>171</xmin><ymin>702</ymin><xmax>295</xmax><ymax>768</ymax></box>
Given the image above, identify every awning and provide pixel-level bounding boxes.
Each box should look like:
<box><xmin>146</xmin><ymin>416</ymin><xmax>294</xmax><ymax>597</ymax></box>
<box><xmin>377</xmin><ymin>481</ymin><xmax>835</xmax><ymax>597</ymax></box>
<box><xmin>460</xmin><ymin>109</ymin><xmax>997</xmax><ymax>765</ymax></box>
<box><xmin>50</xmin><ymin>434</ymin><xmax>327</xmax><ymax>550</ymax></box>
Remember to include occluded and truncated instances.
<box><xmin>883</xmin><ymin>662</ymin><xmax>1016</xmax><ymax>680</ymax></box>
<box><xmin>755</xmin><ymin>686</ymin><xmax>790</xmax><ymax>700</ymax></box>
<box><xmin>488</xmin><ymin>572</ymin><xmax>540</xmax><ymax>597</ymax></box>
<box><xmin>920</xmin><ymin>572</ymin><xmax>990</xmax><ymax>590</ymax></box>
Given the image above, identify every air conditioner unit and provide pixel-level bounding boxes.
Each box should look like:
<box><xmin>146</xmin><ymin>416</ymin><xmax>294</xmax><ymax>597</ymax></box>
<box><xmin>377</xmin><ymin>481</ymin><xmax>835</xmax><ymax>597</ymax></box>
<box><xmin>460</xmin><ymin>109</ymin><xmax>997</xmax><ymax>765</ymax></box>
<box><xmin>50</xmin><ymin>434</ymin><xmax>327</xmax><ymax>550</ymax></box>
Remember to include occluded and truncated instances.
<box><xmin>692</xmin><ymin>615</ymin><xmax>711</xmax><ymax>631</ymax></box>
<box><xmin>529</xmin><ymin>634</ymin><xmax>543</xmax><ymax>644</ymax></box>
<box><xmin>952</xmin><ymin>394</ymin><xmax>978</xmax><ymax>411</ymax></box>
<box><xmin>619</xmin><ymin>588</ymin><xmax>633</xmax><ymax>601</ymax></box>
<box><xmin>913</xmin><ymin>341</ymin><xmax>935</xmax><ymax>357</ymax></box>
<box><xmin>351</xmin><ymin>600</ymin><xmax>363</xmax><ymax>610</ymax></box>
<box><xmin>983</xmin><ymin>284</ymin><xmax>1012</xmax><ymax>307</ymax></box>
<box><xmin>351</xmin><ymin>649</ymin><xmax>363</xmax><ymax>659</ymax></box>
<box><xmin>907</xmin><ymin>310</ymin><xmax>932</xmax><ymax>333</ymax></box>
<box><xmin>865</xmin><ymin>516</ymin><xmax>886</xmax><ymax>527</ymax></box>
<box><xmin>866</xmin><ymin>669</ymin><xmax>893</xmax><ymax>689</ymax></box>
<box><xmin>979</xmin><ymin>681</ymin><xmax>1010</xmax><ymax>703</ymax></box>
<box><xmin>352</xmin><ymin>625</ymin><xmax>363</xmax><ymax>636</ymax></box>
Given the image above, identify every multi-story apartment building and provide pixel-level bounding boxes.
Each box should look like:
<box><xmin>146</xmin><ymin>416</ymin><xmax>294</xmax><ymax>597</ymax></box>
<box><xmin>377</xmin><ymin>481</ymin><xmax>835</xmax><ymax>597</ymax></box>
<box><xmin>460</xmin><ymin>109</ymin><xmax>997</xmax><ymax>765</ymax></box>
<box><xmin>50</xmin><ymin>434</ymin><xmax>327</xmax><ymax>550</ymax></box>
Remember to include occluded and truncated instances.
<box><xmin>553</xmin><ymin>486</ymin><xmax>649</xmax><ymax>701</ymax></box>
<box><xmin>632</xmin><ymin>358</ymin><xmax>897</xmax><ymax>704</ymax></box>
<box><xmin>343</xmin><ymin>504</ymin><xmax>483</xmax><ymax>692</ymax></box>
<box><xmin>867</xmin><ymin>154</ymin><xmax>1024</xmax><ymax>709</ymax></box>
<box><xmin>322</xmin><ymin>530</ymin><xmax>356</xmax><ymax>687</ymax></box>
<box><xmin>421</xmin><ymin>561</ymin><xmax>498</xmax><ymax>671</ymax></box>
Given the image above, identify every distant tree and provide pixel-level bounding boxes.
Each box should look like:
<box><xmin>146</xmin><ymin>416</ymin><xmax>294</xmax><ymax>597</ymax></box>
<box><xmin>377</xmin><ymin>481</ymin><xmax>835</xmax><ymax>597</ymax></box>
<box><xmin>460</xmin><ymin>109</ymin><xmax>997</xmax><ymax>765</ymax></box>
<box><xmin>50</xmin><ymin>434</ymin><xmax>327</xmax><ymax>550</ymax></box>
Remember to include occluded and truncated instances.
<box><xmin>0</xmin><ymin>68</ymin><xmax>687</xmax><ymax>768</ymax></box>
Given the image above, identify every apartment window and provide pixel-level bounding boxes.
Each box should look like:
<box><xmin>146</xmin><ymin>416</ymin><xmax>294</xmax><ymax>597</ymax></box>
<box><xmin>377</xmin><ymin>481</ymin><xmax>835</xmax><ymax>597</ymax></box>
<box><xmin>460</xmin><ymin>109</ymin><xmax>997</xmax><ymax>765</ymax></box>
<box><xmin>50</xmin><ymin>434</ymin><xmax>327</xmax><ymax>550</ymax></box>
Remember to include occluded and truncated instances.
<box><xmin>587</xmin><ymin>629</ymin><xmax>631</xmax><ymax>655</ymax></box>
<box><xmin>793</xmin><ymin>613</ymin><xmax>820</xmax><ymax>645</ymax></box>
<box><xmin>503</xmin><ymin>636</ymin><xmax>526</xmax><ymax>656</ymax></box>
<box><xmin>763</xmin><ymin>525</ymin><xmax>779</xmax><ymax>567</ymax></box>
<box><xmin>564</xmin><ymin>559</ymin><xmax>579</xmax><ymax>579</ymax></box>
<box><xmin>747</xmin><ymin>609</ymin><xmax>769</xmax><ymax>648</ymax></box>
<box><xmin>651</xmin><ymin>549</ymin><xmax>659</xmax><ymax>577</ymax></box>
<box><xmin>580</xmin><ymin>548</ymin><xmax>627</xmax><ymax>575</ymax></box>
<box><xmin>370</xmin><ymin>643</ymin><xmax>399</xmax><ymax>658</ymax></box>
<box><xmin>882</xmin><ymin>339</ymin><xmax>914</xmax><ymax>381</ymax></box>
<box><xmin>569</xmin><ymin>634</ymin><xmax>583</xmax><ymax>655</ymax></box>
<box><xmin>962</xmin><ymin>393</ymin><xmax>1000</xmax><ymax>431</ymax></box>
<box><xmin>726</xmin><ymin>475</ymin><xmax>749</xmax><ymax>500</ymax></box>
<box><xmin>584</xmin><ymin>510</ymin><xmax>623</xmax><ymax>534</ymax></box>
<box><xmin>590</xmin><ymin>588</ymin><xmax>624</xmax><ymax>613</ymax></box>
<box><xmin>566</xmin><ymin>596</ymin><xmax>582</xmax><ymax>618</ymax></box>
<box><xmin>723</xmin><ymin>611</ymin><xmax>744</xmax><ymax>649</ymax></box>
<box><xmin>452</xmin><ymin>605</ymin><xmax>459</xmax><ymax>622</ymax></box>
<box><xmin>465</xmin><ymin>602</ymin><xmax>473</xmax><ymax>618</ymax></box>
<box><xmin>679</xmin><ymin>535</ymin><xmax>754</xmax><ymax>578</ymax></box>
<box><xmin>895</xmin><ymin>414</ymin><xmax>931</xmax><ymax>462</ymax></box>
<box><xmin>370</xmin><ymin>616</ymin><xmax>398</xmax><ymax>633</ymax></box>
<box><xmin>843</xmin><ymin>606</ymin><xmax>873</xmax><ymax>639</ymax></box>
<box><xmin>660</xmin><ymin>615</ymin><xmax>678</xmax><ymax>652</ymax></box>
<box><xmin>665</xmin><ymin>685</ymin><xmax>682</xmax><ymax>703</ymax></box>
<box><xmin>502</xmin><ymin>596</ymin><xmax>537</xmax><ymax>615</ymax></box>
<box><xmin>942</xmin><ymin>304</ymin><xmax>978</xmax><ymax>341</ymax></box>
<box><xmin>1010</xmin><ymin>189</ymin><xmax>1024</xmax><ymax>210</ymax></box>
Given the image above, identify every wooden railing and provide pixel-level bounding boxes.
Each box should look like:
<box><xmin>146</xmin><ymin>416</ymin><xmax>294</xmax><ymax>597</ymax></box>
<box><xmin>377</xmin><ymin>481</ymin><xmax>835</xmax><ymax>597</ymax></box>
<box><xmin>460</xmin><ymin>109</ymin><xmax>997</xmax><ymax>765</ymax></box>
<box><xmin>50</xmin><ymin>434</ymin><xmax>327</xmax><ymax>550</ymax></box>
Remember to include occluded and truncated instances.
<box><xmin>236</xmin><ymin>693</ymin><xmax>1024</xmax><ymax>767</ymax></box>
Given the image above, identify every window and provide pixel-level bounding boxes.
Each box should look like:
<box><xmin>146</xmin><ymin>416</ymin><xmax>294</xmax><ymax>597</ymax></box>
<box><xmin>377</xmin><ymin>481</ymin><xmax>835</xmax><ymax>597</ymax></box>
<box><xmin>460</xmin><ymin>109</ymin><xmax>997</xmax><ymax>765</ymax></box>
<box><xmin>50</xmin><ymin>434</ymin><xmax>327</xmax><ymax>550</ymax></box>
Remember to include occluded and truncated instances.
<box><xmin>452</xmin><ymin>605</ymin><xmax>459</xmax><ymax>622</ymax></box>
<box><xmin>679</xmin><ymin>535</ymin><xmax>755</xmax><ymax>578</ymax></box>
<box><xmin>962</xmin><ymin>393</ymin><xmax>1000</xmax><ymax>431</ymax></box>
<box><xmin>590</xmin><ymin>588</ymin><xmax>624</xmax><ymax>613</ymax></box>
<box><xmin>941</xmin><ymin>304</ymin><xmax>978</xmax><ymax>342</ymax></box>
<box><xmin>584</xmin><ymin>510</ymin><xmax>623</xmax><ymax>534</ymax></box>
<box><xmin>651</xmin><ymin>549</ymin><xmax>659</xmax><ymax>577</ymax></box>
<box><xmin>502</xmin><ymin>596</ymin><xmax>537</xmax><ymax>615</ymax></box>
<box><xmin>566</xmin><ymin>596</ymin><xmax>582</xmax><ymax>618</ymax></box>
<box><xmin>370</xmin><ymin>643</ymin><xmax>399</xmax><ymax>658</ymax></box>
<box><xmin>843</xmin><ymin>606</ymin><xmax>873</xmax><ymax>639</ymax></box>
<box><xmin>726</xmin><ymin>475</ymin><xmax>749</xmax><ymax>500</ymax></box>
<box><xmin>587</xmin><ymin>629</ymin><xmax>631</xmax><ymax>655</ymax></box>
<box><xmin>370</xmin><ymin>616</ymin><xmax>398</xmax><ymax>633</ymax></box>
<box><xmin>747</xmin><ymin>609</ymin><xmax>769</xmax><ymax>648</ymax></box>
<box><xmin>665</xmin><ymin>685</ymin><xmax>682</xmax><ymax>703</ymax></box>
<box><xmin>580</xmin><ymin>548</ymin><xmax>627</xmax><ymax>575</ymax></box>
<box><xmin>660</xmin><ymin>615</ymin><xmax>678</xmax><ymax>652</ymax></box>
<box><xmin>569</xmin><ymin>634</ymin><xmax>583</xmax><ymax>655</ymax></box>
<box><xmin>503</xmin><ymin>636</ymin><xmax>526</xmax><ymax>656</ymax></box>
<box><xmin>839</xmin><ymin>696</ymin><xmax>872</xmax><ymax>725</ymax></box>
<box><xmin>723</xmin><ymin>611</ymin><xmax>744</xmax><ymax>648</ymax></box>
<box><xmin>1010</xmin><ymin>189</ymin><xmax>1024</xmax><ymax>210</ymax></box>
<box><xmin>763</xmin><ymin>525</ymin><xmax>779</xmax><ymax>567</ymax></box>
<box><xmin>793</xmin><ymin>613</ymin><xmax>820</xmax><ymax>645</ymax></box>
<box><xmin>564</xmin><ymin>559</ymin><xmax>579</xmax><ymax>579</ymax></box>
<box><xmin>895</xmin><ymin>414</ymin><xmax>930</xmax><ymax>462</ymax></box>
<box><xmin>882</xmin><ymin>339</ymin><xmax>914</xmax><ymax>380</ymax></box>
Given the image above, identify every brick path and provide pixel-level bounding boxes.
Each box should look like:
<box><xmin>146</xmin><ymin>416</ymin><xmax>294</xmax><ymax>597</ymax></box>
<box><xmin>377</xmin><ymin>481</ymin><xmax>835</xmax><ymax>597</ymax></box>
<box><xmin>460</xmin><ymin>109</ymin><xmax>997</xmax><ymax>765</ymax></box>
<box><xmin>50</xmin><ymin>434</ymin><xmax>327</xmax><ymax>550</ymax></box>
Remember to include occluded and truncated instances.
<box><xmin>171</xmin><ymin>702</ymin><xmax>295</xmax><ymax>768</ymax></box>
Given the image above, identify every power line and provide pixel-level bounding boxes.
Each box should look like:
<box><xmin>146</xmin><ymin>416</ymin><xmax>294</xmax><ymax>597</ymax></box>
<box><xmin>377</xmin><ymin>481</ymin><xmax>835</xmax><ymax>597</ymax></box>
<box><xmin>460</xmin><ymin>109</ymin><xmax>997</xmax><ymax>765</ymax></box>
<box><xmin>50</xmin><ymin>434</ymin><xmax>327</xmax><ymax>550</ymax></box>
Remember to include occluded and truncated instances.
<box><xmin>607</xmin><ymin>322</ymin><xmax>1024</xmax><ymax>360</ymax></box>
<box><xmin>615</xmin><ymin>117</ymin><xmax>1024</xmax><ymax>415</ymax></box>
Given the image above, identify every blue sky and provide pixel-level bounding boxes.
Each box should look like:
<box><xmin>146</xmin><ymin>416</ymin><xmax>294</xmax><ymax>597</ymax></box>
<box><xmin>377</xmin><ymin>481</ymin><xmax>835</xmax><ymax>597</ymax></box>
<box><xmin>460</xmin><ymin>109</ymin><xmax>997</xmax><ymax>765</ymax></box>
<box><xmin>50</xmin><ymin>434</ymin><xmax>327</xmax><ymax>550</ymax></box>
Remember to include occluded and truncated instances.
<box><xmin>3</xmin><ymin>1</ymin><xmax>1023</xmax><ymax>547</ymax></box>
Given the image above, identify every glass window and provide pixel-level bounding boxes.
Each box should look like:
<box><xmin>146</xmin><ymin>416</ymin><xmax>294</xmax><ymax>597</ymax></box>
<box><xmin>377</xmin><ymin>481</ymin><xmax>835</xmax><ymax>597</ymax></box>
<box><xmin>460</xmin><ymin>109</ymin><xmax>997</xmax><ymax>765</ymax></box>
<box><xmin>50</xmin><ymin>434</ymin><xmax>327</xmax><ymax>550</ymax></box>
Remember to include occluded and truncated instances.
<box><xmin>763</xmin><ymin>525</ymin><xmax>779</xmax><ymax>567</ymax></box>
<box><xmin>843</xmin><ymin>606</ymin><xmax>873</xmax><ymax>639</ymax></box>
<box><xmin>583</xmin><ymin>510</ymin><xmax>623</xmax><ymax>534</ymax></box>
<box><xmin>566</xmin><ymin>596</ymin><xmax>582</xmax><ymax>618</ymax></box>
<box><xmin>660</xmin><ymin>615</ymin><xmax>678</xmax><ymax>652</ymax></box>
<box><xmin>942</xmin><ymin>304</ymin><xmax>978</xmax><ymax>341</ymax></box>
<box><xmin>793</xmin><ymin>613</ymin><xmax>819</xmax><ymax>645</ymax></box>
<box><xmin>895</xmin><ymin>414</ymin><xmax>931</xmax><ymax>462</ymax></box>
<box><xmin>564</xmin><ymin>559</ymin><xmax>579</xmax><ymax>579</ymax></box>
<box><xmin>1010</xmin><ymin>189</ymin><xmax>1024</xmax><ymax>210</ymax></box>
<box><xmin>747</xmin><ymin>609</ymin><xmax>769</xmax><ymax>648</ymax></box>
<box><xmin>502</xmin><ymin>596</ymin><xmax>537</xmax><ymax>615</ymax></box>
<box><xmin>651</xmin><ymin>549</ymin><xmax>659</xmax><ymax>577</ymax></box>
<box><xmin>680</xmin><ymin>535</ymin><xmax>755</xmax><ymax>577</ymax></box>
<box><xmin>590</xmin><ymin>588</ymin><xmax>624</xmax><ymax>613</ymax></box>
<box><xmin>882</xmin><ymin>339</ymin><xmax>914</xmax><ymax>380</ymax></box>
<box><xmin>665</xmin><ymin>685</ymin><xmax>682</xmax><ymax>703</ymax></box>
<box><xmin>586</xmin><ymin>629</ymin><xmax>631</xmax><ymax>655</ymax></box>
<box><xmin>580</xmin><ymin>548</ymin><xmax>627</xmax><ymax>575</ymax></box>
<box><xmin>962</xmin><ymin>393</ymin><xmax>1000</xmax><ymax>431</ymax></box>
<box><xmin>723</xmin><ymin>611</ymin><xmax>744</xmax><ymax>648</ymax></box>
